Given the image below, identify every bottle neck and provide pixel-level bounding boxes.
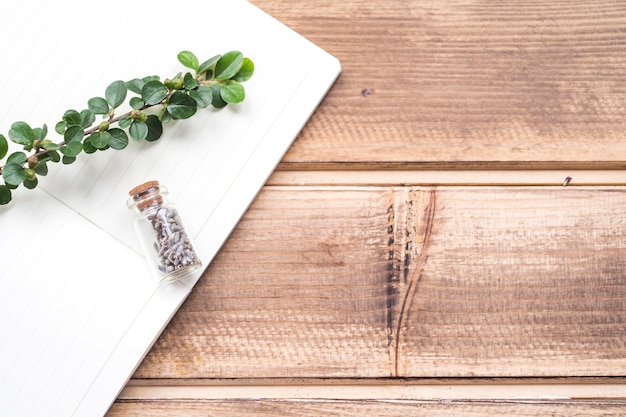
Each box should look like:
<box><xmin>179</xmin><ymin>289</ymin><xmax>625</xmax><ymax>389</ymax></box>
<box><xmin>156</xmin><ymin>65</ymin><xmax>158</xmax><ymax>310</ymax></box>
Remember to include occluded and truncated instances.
<box><xmin>128</xmin><ymin>186</ymin><xmax>167</xmax><ymax>213</ymax></box>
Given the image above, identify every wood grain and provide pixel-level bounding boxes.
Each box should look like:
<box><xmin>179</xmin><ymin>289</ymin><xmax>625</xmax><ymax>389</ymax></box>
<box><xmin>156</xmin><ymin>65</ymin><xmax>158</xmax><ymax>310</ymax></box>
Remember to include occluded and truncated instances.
<box><xmin>249</xmin><ymin>0</ymin><xmax>626</xmax><ymax>169</ymax></box>
<box><xmin>108</xmin><ymin>398</ymin><xmax>626</xmax><ymax>416</ymax></box>
<box><xmin>132</xmin><ymin>186</ymin><xmax>626</xmax><ymax>379</ymax></box>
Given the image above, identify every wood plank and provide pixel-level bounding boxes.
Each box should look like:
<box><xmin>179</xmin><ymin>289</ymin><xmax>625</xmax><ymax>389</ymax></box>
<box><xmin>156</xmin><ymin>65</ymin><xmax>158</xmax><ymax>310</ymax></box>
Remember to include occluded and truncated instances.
<box><xmin>132</xmin><ymin>186</ymin><xmax>626</xmax><ymax>379</ymax></box>
<box><xmin>267</xmin><ymin>170</ymin><xmax>626</xmax><ymax>187</ymax></box>
<box><xmin>108</xmin><ymin>398</ymin><xmax>626</xmax><ymax>417</ymax></box>
<box><xmin>249</xmin><ymin>0</ymin><xmax>626</xmax><ymax>169</ymax></box>
<box><xmin>119</xmin><ymin>378</ymin><xmax>626</xmax><ymax>400</ymax></box>
<box><xmin>394</xmin><ymin>186</ymin><xmax>626</xmax><ymax>377</ymax></box>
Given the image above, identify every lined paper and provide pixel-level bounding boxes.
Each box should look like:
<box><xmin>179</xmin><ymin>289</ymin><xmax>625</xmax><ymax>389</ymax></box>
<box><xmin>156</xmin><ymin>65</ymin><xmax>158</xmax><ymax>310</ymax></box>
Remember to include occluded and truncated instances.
<box><xmin>0</xmin><ymin>0</ymin><xmax>340</xmax><ymax>415</ymax></box>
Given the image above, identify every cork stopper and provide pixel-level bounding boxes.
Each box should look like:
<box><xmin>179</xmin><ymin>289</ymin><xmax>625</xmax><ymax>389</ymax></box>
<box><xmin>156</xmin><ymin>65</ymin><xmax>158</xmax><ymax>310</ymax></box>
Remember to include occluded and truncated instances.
<box><xmin>129</xmin><ymin>180</ymin><xmax>162</xmax><ymax>211</ymax></box>
<box><xmin>129</xmin><ymin>180</ymin><xmax>160</xmax><ymax>197</ymax></box>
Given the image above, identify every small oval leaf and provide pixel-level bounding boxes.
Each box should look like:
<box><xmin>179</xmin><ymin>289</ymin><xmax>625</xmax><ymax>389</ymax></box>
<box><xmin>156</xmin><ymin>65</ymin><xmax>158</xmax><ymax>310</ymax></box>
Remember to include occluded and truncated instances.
<box><xmin>233</xmin><ymin>58</ymin><xmax>254</xmax><ymax>82</ymax></box>
<box><xmin>88</xmin><ymin>97</ymin><xmax>110</xmax><ymax>115</ymax></box>
<box><xmin>126</xmin><ymin>78</ymin><xmax>145</xmax><ymax>94</ymax></box>
<box><xmin>82</xmin><ymin>137</ymin><xmax>97</xmax><ymax>154</ymax></box>
<box><xmin>64</xmin><ymin>125</ymin><xmax>84</xmax><ymax>143</ymax></box>
<box><xmin>220</xmin><ymin>81</ymin><xmax>245</xmax><ymax>103</ymax></box>
<box><xmin>62</xmin><ymin>155</ymin><xmax>77</xmax><ymax>165</ymax></box>
<box><xmin>215</xmin><ymin>51</ymin><xmax>244</xmax><ymax>80</ymax></box>
<box><xmin>198</xmin><ymin>54</ymin><xmax>221</xmax><ymax>77</ymax></box>
<box><xmin>55</xmin><ymin>121</ymin><xmax>66</xmax><ymax>135</ymax></box>
<box><xmin>43</xmin><ymin>141</ymin><xmax>60</xmax><ymax>151</ymax></box>
<box><xmin>7</xmin><ymin>151</ymin><xmax>27</xmax><ymax>165</ymax></box>
<box><xmin>189</xmin><ymin>85</ymin><xmax>213</xmax><ymax>108</ymax></box>
<box><xmin>129</xmin><ymin>121</ymin><xmax>148</xmax><ymax>141</ymax></box>
<box><xmin>34</xmin><ymin>161</ymin><xmax>48</xmax><ymax>176</ymax></box>
<box><xmin>23</xmin><ymin>177</ymin><xmax>38</xmax><ymax>190</ymax></box>
<box><xmin>0</xmin><ymin>184</ymin><xmax>11</xmax><ymax>205</ymax></box>
<box><xmin>145</xmin><ymin>115</ymin><xmax>163</xmax><ymax>142</ymax></box>
<box><xmin>183</xmin><ymin>72</ymin><xmax>199</xmax><ymax>90</ymax></box>
<box><xmin>108</xmin><ymin>128</ymin><xmax>129</xmax><ymax>150</ymax></box>
<box><xmin>33</xmin><ymin>124</ymin><xmax>47</xmax><ymax>141</ymax></box>
<box><xmin>81</xmin><ymin>110</ymin><xmax>95</xmax><ymax>128</ymax></box>
<box><xmin>210</xmin><ymin>85</ymin><xmax>227</xmax><ymax>109</ymax></box>
<box><xmin>167</xmin><ymin>91</ymin><xmax>197</xmax><ymax>119</ymax></box>
<box><xmin>60</xmin><ymin>141</ymin><xmax>82</xmax><ymax>157</ymax></box>
<box><xmin>90</xmin><ymin>131</ymin><xmax>111</xmax><ymax>149</ymax></box>
<box><xmin>9</xmin><ymin>121</ymin><xmax>35</xmax><ymax>146</ymax></box>
<box><xmin>177</xmin><ymin>51</ymin><xmax>199</xmax><ymax>72</ymax></box>
<box><xmin>105</xmin><ymin>80</ymin><xmax>127</xmax><ymax>109</ymax></box>
<box><xmin>118</xmin><ymin>116</ymin><xmax>132</xmax><ymax>129</ymax></box>
<box><xmin>142</xmin><ymin>80</ymin><xmax>169</xmax><ymax>105</ymax></box>
<box><xmin>0</xmin><ymin>134</ymin><xmax>8</xmax><ymax>160</ymax></box>
<box><xmin>2</xmin><ymin>163</ymin><xmax>29</xmax><ymax>186</ymax></box>
<box><xmin>129</xmin><ymin>97</ymin><xmax>145</xmax><ymax>110</ymax></box>
<box><xmin>63</xmin><ymin>110</ymin><xmax>83</xmax><ymax>127</ymax></box>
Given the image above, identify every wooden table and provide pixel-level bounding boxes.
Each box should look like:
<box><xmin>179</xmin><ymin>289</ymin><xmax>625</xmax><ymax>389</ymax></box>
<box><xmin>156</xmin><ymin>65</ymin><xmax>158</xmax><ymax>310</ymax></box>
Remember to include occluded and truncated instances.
<box><xmin>108</xmin><ymin>1</ymin><xmax>626</xmax><ymax>415</ymax></box>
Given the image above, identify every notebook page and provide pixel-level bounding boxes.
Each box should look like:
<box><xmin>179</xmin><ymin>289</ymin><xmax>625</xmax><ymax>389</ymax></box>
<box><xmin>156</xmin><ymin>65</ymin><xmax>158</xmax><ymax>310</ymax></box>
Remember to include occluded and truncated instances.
<box><xmin>0</xmin><ymin>188</ymin><xmax>155</xmax><ymax>416</ymax></box>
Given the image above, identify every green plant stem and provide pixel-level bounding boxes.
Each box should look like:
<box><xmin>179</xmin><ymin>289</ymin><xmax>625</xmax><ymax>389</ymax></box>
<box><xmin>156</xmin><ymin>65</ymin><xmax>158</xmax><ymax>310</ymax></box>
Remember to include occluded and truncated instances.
<box><xmin>0</xmin><ymin>50</ymin><xmax>254</xmax><ymax>205</ymax></box>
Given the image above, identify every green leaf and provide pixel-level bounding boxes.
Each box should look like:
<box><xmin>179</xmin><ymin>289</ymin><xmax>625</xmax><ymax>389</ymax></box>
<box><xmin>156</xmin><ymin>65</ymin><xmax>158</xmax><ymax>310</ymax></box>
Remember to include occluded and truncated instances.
<box><xmin>7</xmin><ymin>151</ymin><xmax>27</xmax><ymax>165</ymax></box>
<box><xmin>233</xmin><ymin>57</ymin><xmax>254</xmax><ymax>82</ymax></box>
<box><xmin>37</xmin><ymin>153</ymin><xmax>52</xmax><ymax>164</ymax></box>
<box><xmin>189</xmin><ymin>85</ymin><xmax>213</xmax><ymax>108</ymax></box>
<box><xmin>167</xmin><ymin>91</ymin><xmax>197</xmax><ymax>119</ymax></box>
<box><xmin>81</xmin><ymin>109</ymin><xmax>95</xmax><ymax>128</ymax></box>
<box><xmin>63</xmin><ymin>110</ymin><xmax>83</xmax><ymax>127</ymax></box>
<box><xmin>129</xmin><ymin>121</ymin><xmax>148</xmax><ymax>141</ymax></box>
<box><xmin>143</xmin><ymin>75</ymin><xmax>160</xmax><ymax>83</ymax></box>
<box><xmin>43</xmin><ymin>141</ymin><xmax>60</xmax><ymax>151</ymax></box>
<box><xmin>0</xmin><ymin>184</ymin><xmax>11</xmax><ymax>205</ymax></box>
<box><xmin>142</xmin><ymin>80</ymin><xmax>168</xmax><ymax>105</ymax></box>
<box><xmin>105</xmin><ymin>80</ymin><xmax>127</xmax><ymax>109</ymax></box>
<box><xmin>145</xmin><ymin>115</ymin><xmax>163</xmax><ymax>142</ymax></box>
<box><xmin>90</xmin><ymin>131</ymin><xmax>111</xmax><ymax>149</ymax></box>
<box><xmin>35</xmin><ymin>161</ymin><xmax>48</xmax><ymax>176</ymax></box>
<box><xmin>82</xmin><ymin>137</ymin><xmax>97</xmax><ymax>154</ymax></box>
<box><xmin>0</xmin><ymin>134</ymin><xmax>8</xmax><ymax>160</ymax></box>
<box><xmin>198</xmin><ymin>54</ymin><xmax>221</xmax><ymax>76</ymax></box>
<box><xmin>60</xmin><ymin>141</ymin><xmax>82</xmax><ymax>157</ymax></box>
<box><xmin>210</xmin><ymin>84</ymin><xmax>227</xmax><ymax>109</ymax></box>
<box><xmin>183</xmin><ymin>72</ymin><xmax>199</xmax><ymax>90</ymax></box>
<box><xmin>23</xmin><ymin>177</ymin><xmax>38</xmax><ymax>189</ymax></box>
<box><xmin>158</xmin><ymin>107</ymin><xmax>172</xmax><ymax>123</ymax></box>
<box><xmin>9</xmin><ymin>121</ymin><xmax>35</xmax><ymax>146</ymax></box>
<box><xmin>129</xmin><ymin>97</ymin><xmax>145</xmax><ymax>110</ymax></box>
<box><xmin>88</xmin><ymin>97</ymin><xmax>110</xmax><ymax>115</ymax></box>
<box><xmin>48</xmin><ymin>150</ymin><xmax>61</xmax><ymax>163</ymax></box>
<box><xmin>62</xmin><ymin>155</ymin><xmax>76</xmax><ymax>165</ymax></box>
<box><xmin>178</xmin><ymin>51</ymin><xmax>199</xmax><ymax>72</ymax></box>
<box><xmin>108</xmin><ymin>128</ymin><xmax>128</xmax><ymax>150</ymax></box>
<box><xmin>33</xmin><ymin>124</ymin><xmax>48</xmax><ymax>141</ymax></box>
<box><xmin>220</xmin><ymin>81</ymin><xmax>245</xmax><ymax>103</ymax></box>
<box><xmin>215</xmin><ymin>51</ymin><xmax>244</xmax><ymax>80</ymax></box>
<box><xmin>64</xmin><ymin>125</ymin><xmax>84</xmax><ymax>143</ymax></box>
<box><xmin>3</xmin><ymin>163</ymin><xmax>29</xmax><ymax>186</ymax></box>
<box><xmin>126</xmin><ymin>78</ymin><xmax>145</xmax><ymax>94</ymax></box>
<box><xmin>118</xmin><ymin>116</ymin><xmax>132</xmax><ymax>129</ymax></box>
<box><xmin>55</xmin><ymin>120</ymin><xmax>66</xmax><ymax>135</ymax></box>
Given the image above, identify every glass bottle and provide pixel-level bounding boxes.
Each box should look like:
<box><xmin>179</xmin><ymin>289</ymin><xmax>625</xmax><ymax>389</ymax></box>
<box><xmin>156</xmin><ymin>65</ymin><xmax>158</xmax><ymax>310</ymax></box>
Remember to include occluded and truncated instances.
<box><xmin>127</xmin><ymin>180</ymin><xmax>202</xmax><ymax>284</ymax></box>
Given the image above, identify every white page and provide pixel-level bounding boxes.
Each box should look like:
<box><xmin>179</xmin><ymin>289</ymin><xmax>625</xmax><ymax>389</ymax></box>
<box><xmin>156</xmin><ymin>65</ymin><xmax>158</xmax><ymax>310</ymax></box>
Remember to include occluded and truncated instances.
<box><xmin>0</xmin><ymin>0</ymin><xmax>340</xmax><ymax>416</ymax></box>
<box><xmin>0</xmin><ymin>188</ymin><xmax>154</xmax><ymax>416</ymax></box>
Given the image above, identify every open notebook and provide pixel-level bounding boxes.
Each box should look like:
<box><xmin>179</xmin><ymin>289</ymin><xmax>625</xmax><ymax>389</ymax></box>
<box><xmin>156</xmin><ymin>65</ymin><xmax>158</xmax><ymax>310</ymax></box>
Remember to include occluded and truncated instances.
<box><xmin>0</xmin><ymin>0</ymin><xmax>340</xmax><ymax>416</ymax></box>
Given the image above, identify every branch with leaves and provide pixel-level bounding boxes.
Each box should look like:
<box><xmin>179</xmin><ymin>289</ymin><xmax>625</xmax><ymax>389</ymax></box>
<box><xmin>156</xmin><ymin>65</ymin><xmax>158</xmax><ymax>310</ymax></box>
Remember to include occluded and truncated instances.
<box><xmin>0</xmin><ymin>50</ymin><xmax>254</xmax><ymax>205</ymax></box>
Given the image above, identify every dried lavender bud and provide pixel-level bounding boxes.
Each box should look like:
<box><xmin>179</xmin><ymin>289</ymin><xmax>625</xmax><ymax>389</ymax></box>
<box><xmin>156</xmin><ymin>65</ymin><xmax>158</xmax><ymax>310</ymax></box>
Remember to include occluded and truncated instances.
<box><xmin>149</xmin><ymin>206</ymin><xmax>200</xmax><ymax>274</ymax></box>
